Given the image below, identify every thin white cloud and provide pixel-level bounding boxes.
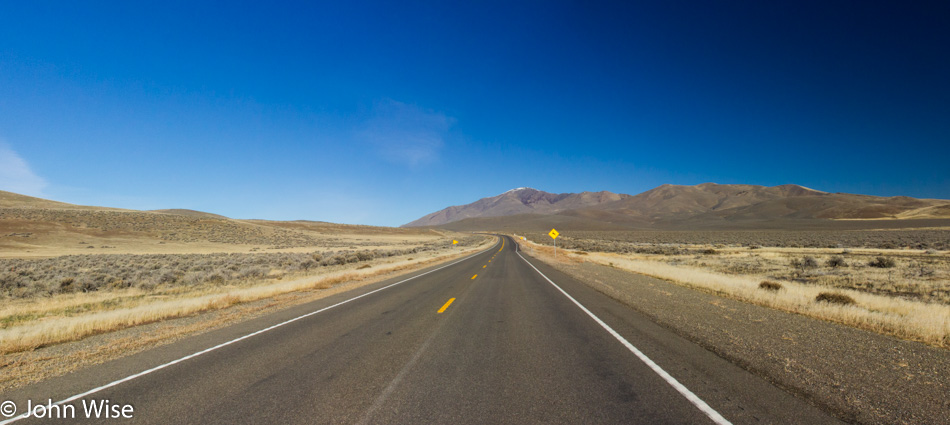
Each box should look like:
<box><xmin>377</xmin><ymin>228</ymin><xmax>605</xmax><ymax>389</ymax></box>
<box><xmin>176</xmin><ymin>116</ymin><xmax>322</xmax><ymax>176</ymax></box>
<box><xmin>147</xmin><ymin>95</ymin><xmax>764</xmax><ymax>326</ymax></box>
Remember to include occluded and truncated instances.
<box><xmin>0</xmin><ymin>141</ymin><xmax>48</xmax><ymax>197</ymax></box>
<box><xmin>359</xmin><ymin>99</ymin><xmax>455</xmax><ymax>166</ymax></box>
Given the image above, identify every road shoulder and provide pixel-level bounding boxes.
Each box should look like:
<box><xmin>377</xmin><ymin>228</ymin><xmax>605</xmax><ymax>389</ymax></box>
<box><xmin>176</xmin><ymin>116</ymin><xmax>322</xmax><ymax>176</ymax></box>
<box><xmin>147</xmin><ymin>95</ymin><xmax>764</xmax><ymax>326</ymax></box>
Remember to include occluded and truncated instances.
<box><xmin>522</xmin><ymin>251</ymin><xmax>950</xmax><ymax>425</ymax></box>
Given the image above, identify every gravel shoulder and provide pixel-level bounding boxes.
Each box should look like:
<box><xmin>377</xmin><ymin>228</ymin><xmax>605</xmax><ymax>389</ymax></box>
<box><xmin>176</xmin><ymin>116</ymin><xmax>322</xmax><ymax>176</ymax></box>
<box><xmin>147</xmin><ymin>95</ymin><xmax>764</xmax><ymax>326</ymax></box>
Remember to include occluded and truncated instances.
<box><xmin>530</xmin><ymin>253</ymin><xmax>950</xmax><ymax>424</ymax></box>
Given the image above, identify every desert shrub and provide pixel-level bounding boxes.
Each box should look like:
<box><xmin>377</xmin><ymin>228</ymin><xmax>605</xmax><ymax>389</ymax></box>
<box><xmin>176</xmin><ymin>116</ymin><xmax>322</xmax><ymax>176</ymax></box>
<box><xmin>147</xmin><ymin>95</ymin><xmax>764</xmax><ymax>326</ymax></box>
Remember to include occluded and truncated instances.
<box><xmin>815</xmin><ymin>292</ymin><xmax>856</xmax><ymax>305</ymax></box>
<box><xmin>910</xmin><ymin>262</ymin><xmax>936</xmax><ymax>277</ymax></box>
<box><xmin>156</xmin><ymin>270</ymin><xmax>179</xmax><ymax>285</ymax></box>
<box><xmin>925</xmin><ymin>249</ymin><xmax>938</xmax><ymax>255</ymax></box>
<box><xmin>790</xmin><ymin>256</ymin><xmax>818</xmax><ymax>273</ymax></box>
<box><xmin>825</xmin><ymin>256</ymin><xmax>847</xmax><ymax>268</ymax></box>
<box><xmin>59</xmin><ymin>277</ymin><xmax>75</xmax><ymax>291</ymax></box>
<box><xmin>12</xmin><ymin>285</ymin><xmax>40</xmax><ymax>298</ymax></box>
<box><xmin>204</xmin><ymin>273</ymin><xmax>226</xmax><ymax>285</ymax></box>
<box><xmin>357</xmin><ymin>264</ymin><xmax>372</xmax><ymax>269</ymax></box>
<box><xmin>0</xmin><ymin>272</ymin><xmax>18</xmax><ymax>289</ymax></box>
<box><xmin>534</xmin><ymin>229</ymin><xmax>950</xmax><ymax>250</ymax></box>
<box><xmin>759</xmin><ymin>281</ymin><xmax>783</xmax><ymax>291</ymax></box>
<box><xmin>77</xmin><ymin>276</ymin><xmax>99</xmax><ymax>292</ymax></box>
<box><xmin>136</xmin><ymin>279</ymin><xmax>157</xmax><ymax>291</ymax></box>
<box><xmin>237</xmin><ymin>267</ymin><xmax>266</xmax><ymax>279</ymax></box>
<box><xmin>701</xmin><ymin>248</ymin><xmax>718</xmax><ymax>255</ymax></box>
<box><xmin>297</xmin><ymin>259</ymin><xmax>317</xmax><ymax>271</ymax></box>
<box><xmin>868</xmin><ymin>256</ymin><xmax>896</xmax><ymax>268</ymax></box>
<box><xmin>107</xmin><ymin>278</ymin><xmax>130</xmax><ymax>289</ymax></box>
<box><xmin>0</xmin><ymin>237</ymin><xmax>473</xmax><ymax>298</ymax></box>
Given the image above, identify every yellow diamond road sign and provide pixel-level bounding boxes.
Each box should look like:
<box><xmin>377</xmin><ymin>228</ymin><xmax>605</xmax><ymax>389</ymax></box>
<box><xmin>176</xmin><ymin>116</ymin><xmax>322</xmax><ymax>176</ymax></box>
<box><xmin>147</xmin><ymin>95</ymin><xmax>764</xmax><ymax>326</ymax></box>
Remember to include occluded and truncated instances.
<box><xmin>549</xmin><ymin>229</ymin><xmax>559</xmax><ymax>239</ymax></box>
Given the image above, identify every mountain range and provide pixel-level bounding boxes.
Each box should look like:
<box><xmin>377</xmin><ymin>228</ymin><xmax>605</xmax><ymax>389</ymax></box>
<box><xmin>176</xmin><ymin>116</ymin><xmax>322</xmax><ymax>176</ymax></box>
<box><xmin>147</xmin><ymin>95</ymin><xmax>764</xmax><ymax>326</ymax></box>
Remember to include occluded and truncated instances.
<box><xmin>403</xmin><ymin>184</ymin><xmax>950</xmax><ymax>230</ymax></box>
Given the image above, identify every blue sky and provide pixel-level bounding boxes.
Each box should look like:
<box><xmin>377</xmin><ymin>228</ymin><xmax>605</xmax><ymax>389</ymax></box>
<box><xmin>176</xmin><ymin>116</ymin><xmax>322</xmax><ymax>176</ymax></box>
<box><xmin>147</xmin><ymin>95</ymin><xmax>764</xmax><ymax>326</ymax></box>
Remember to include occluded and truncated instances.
<box><xmin>1</xmin><ymin>1</ymin><xmax>948</xmax><ymax>226</ymax></box>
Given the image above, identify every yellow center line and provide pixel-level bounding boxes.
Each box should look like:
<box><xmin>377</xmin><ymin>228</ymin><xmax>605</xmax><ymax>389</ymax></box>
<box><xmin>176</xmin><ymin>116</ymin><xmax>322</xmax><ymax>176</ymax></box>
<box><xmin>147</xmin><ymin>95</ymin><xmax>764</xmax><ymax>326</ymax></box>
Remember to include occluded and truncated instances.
<box><xmin>471</xmin><ymin>274</ymin><xmax>478</xmax><ymax>279</ymax></box>
<box><xmin>437</xmin><ymin>298</ymin><xmax>456</xmax><ymax>313</ymax></box>
<box><xmin>483</xmin><ymin>265</ymin><xmax>486</xmax><ymax>268</ymax></box>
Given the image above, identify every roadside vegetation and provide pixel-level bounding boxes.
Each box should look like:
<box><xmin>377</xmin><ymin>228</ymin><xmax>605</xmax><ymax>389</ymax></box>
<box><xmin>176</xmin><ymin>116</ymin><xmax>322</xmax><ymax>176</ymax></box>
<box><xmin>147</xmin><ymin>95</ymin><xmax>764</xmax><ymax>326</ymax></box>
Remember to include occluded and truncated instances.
<box><xmin>0</xmin><ymin>244</ymin><xmax>460</xmax><ymax>299</ymax></box>
<box><xmin>515</xmin><ymin>232</ymin><xmax>950</xmax><ymax>348</ymax></box>
<box><xmin>542</xmin><ymin>232</ymin><xmax>950</xmax><ymax>304</ymax></box>
<box><xmin>0</xmin><ymin>236</ymin><xmax>489</xmax><ymax>354</ymax></box>
<box><xmin>554</xmin><ymin>229</ymin><xmax>950</xmax><ymax>251</ymax></box>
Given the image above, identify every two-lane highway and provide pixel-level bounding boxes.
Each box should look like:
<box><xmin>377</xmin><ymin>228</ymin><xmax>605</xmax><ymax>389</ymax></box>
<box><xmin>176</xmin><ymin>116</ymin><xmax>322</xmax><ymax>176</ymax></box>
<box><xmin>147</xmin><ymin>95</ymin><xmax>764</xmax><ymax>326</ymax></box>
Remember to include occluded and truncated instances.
<box><xmin>3</xmin><ymin>236</ymin><xmax>841</xmax><ymax>424</ymax></box>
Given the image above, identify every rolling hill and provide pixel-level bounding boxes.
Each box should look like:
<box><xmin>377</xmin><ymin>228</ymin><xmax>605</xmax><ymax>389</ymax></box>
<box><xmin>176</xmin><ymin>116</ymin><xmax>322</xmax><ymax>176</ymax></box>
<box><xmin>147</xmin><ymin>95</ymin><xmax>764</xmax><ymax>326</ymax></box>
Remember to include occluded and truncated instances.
<box><xmin>403</xmin><ymin>188</ymin><xmax>629</xmax><ymax>227</ymax></box>
<box><xmin>0</xmin><ymin>190</ymin><xmax>437</xmax><ymax>257</ymax></box>
<box><xmin>404</xmin><ymin>184</ymin><xmax>950</xmax><ymax>230</ymax></box>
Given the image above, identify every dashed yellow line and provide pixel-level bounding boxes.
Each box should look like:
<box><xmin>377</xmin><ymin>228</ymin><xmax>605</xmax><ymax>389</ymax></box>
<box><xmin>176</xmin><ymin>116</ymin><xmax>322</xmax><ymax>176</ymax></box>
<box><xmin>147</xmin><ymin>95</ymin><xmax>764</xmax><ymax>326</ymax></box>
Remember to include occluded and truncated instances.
<box><xmin>437</xmin><ymin>298</ymin><xmax>456</xmax><ymax>314</ymax></box>
<box><xmin>483</xmin><ymin>265</ymin><xmax>486</xmax><ymax>268</ymax></box>
<box><xmin>471</xmin><ymin>274</ymin><xmax>478</xmax><ymax>279</ymax></box>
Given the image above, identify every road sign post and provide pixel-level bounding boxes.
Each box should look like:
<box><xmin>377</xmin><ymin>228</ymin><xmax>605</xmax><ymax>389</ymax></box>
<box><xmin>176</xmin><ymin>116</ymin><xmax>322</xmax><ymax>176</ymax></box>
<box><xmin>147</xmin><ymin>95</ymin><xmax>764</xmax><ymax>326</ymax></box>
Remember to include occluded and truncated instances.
<box><xmin>549</xmin><ymin>228</ymin><xmax>559</xmax><ymax>259</ymax></box>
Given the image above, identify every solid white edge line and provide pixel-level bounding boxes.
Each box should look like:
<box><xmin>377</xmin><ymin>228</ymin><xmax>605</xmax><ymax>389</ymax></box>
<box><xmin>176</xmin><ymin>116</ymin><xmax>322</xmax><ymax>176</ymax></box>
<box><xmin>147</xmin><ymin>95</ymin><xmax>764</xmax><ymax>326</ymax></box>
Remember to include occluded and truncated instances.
<box><xmin>0</xmin><ymin>239</ymin><xmax>499</xmax><ymax>425</ymax></box>
<box><xmin>516</xmin><ymin>248</ymin><xmax>732</xmax><ymax>425</ymax></box>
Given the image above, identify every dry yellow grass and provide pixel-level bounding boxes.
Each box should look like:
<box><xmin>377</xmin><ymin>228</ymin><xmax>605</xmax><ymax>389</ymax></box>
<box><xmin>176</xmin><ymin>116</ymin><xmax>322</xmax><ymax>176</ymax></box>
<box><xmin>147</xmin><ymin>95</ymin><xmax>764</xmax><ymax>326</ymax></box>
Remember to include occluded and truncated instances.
<box><xmin>0</xmin><ymin>238</ymin><xmax>494</xmax><ymax>354</ymax></box>
<box><xmin>515</xmin><ymin>236</ymin><xmax>950</xmax><ymax>348</ymax></box>
<box><xmin>633</xmin><ymin>246</ymin><xmax>950</xmax><ymax>303</ymax></box>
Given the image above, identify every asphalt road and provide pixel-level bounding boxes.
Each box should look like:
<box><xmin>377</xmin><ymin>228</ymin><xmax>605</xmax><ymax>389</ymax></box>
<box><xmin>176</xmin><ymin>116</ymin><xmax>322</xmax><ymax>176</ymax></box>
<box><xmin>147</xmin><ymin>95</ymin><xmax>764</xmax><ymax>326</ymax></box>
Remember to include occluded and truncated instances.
<box><xmin>2</xmin><ymin>236</ymin><xmax>842</xmax><ymax>424</ymax></box>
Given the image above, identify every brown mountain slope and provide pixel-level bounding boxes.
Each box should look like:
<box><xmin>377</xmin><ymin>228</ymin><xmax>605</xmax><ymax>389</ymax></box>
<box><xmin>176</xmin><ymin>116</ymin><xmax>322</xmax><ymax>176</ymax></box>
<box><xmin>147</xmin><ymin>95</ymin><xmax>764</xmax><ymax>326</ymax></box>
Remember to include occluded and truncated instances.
<box><xmin>669</xmin><ymin>190</ymin><xmax>947</xmax><ymax>225</ymax></box>
<box><xmin>150</xmin><ymin>209</ymin><xmax>230</xmax><ymax>219</ymax></box>
<box><xmin>403</xmin><ymin>188</ymin><xmax>628</xmax><ymax>227</ymax></box>
<box><xmin>405</xmin><ymin>183</ymin><xmax>950</xmax><ymax>229</ymax></box>
<box><xmin>594</xmin><ymin>183</ymin><xmax>830</xmax><ymax>220</ymax></box>
<box><xmin>0</xmin><ymin>191</ymin><xmax>435</xmax><ymax>257</ymax></box>
<box><xmin>435</xmin><ymin>212</ymin><xmax>636</xmax><ymax>232</ymax></box>
<box><xmin>0</xmin><ymin>190</ymin><xmax>127</xmax><ymax>211</ymax></box>
<box><xmin>429</xmin><ymin>212</ymin><xmax>950</xmax><ymax>232</ymax></box>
